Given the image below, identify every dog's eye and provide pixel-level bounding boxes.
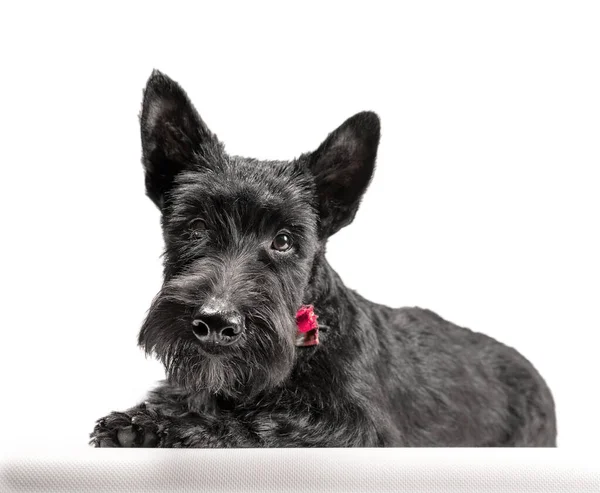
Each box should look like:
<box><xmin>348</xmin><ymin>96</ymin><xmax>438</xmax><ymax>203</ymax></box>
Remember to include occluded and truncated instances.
<box><xmin>189</xmin><ymin>219</ymin><xmax>206</xmax><ymax>239</ymax></box>
<box><xmin>271</xmin><ymin>232</ymin><xmax>293</xmax><ymax>252</ymax></box>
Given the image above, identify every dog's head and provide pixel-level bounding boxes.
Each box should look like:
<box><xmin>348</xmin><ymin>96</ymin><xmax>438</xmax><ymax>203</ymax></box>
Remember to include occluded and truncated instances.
<box><xmin>138</xmin><ymin>71</ymin><xmax>380</xmax><ymax>399</ymax></box>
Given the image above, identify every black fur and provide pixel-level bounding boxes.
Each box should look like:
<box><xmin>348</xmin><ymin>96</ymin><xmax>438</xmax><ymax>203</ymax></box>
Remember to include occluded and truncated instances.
<box><xmin>90</xmin><ymin>71</ymin><xmax>557</xmax><ymax>447</ymax></box>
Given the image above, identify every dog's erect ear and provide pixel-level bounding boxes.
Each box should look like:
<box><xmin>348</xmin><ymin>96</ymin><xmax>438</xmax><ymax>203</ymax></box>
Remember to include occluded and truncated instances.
<box><xmin>140</xmin><ymin>70</ymin><xmax>221</xmax><ymax>209</ymax></box>
<box><xmin>308</xmin><ymin>111</ymin><xmax>380</xmax><ymax>237</ymax></box>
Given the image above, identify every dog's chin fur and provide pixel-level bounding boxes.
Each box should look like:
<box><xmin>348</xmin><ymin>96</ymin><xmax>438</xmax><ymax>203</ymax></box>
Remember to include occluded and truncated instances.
<box><xmin>139</xmin><ymin>296</ymin><xmax>297</xmax><ymax>400</ymax></box>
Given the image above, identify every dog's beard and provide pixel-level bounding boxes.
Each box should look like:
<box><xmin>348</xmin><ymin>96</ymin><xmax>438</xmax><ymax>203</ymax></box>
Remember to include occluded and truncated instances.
<box><xmin>138</xmin><ymin>290</ymin><xmax>297</xmax><ymax>399</ymax></box>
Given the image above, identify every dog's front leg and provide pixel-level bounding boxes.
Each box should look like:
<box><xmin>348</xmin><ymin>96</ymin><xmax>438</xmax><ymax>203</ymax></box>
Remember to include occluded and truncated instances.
<box><xmin>90</xmin><ymin>386</ymin><xmax>260</xmax><ymax>448</ymax></box>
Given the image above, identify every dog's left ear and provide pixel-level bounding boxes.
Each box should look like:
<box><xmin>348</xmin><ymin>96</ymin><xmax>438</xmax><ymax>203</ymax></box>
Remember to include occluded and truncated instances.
<box><xmin>308</xmin><ymin>111</ymin><xmax>380</xmax><ymax>237</ymax></box>
<box><xmin>140</xmin><ymin>70</ymin><xmax>221</xmax><ymax>209</ymax></box>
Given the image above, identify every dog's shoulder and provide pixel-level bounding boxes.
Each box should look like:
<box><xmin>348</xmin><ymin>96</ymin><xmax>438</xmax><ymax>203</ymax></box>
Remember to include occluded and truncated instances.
<box><xmin>385</xmin><ymin>305</ymin><xmax>498</xmax><ymax>353</ymax></box>
<box><xmin>388</xmin><ymin>306</ymin><xmax>466</xmax><ymax>334</ymax></box>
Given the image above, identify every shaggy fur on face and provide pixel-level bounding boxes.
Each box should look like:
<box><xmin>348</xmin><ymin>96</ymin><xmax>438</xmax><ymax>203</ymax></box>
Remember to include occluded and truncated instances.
<box><xmin>90</xmin><ymin>71</ymin><xmax>557</xmax><ymax>448</ymax></box>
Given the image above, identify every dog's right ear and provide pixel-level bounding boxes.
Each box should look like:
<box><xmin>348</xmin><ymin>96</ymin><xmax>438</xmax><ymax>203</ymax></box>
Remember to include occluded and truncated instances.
<box><xmin>140</xmin><ymin>70</ymin><xmax>221</xmax><ymax>209</ymax></box>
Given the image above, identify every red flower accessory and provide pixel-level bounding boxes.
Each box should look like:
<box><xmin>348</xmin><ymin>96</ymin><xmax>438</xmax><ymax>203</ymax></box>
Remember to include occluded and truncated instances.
<box><xmin>295</xmin><ymin>305</ymin><xmax>319</xmax><ymax>346</ymax></box>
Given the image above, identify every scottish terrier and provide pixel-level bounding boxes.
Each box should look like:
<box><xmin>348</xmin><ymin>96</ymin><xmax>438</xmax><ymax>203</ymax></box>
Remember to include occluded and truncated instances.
<box><xmin>90</xmin><ymin>71</ymin><xmax>556</xmax><ymax>447</ymax></box>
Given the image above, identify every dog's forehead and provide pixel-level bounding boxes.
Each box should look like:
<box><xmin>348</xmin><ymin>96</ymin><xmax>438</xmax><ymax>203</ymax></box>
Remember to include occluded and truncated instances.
<box><xmin>170</xmin><ymin>157</ymin><xmax>314</xmax><ymax>218</ymax></box>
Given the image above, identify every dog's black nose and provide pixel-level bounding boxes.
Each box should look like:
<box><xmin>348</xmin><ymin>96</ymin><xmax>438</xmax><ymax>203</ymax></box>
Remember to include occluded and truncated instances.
<box><xmin>191</xmin><ymin>309</ymin><xmax>244</xmax><ymax>346</ymax></box>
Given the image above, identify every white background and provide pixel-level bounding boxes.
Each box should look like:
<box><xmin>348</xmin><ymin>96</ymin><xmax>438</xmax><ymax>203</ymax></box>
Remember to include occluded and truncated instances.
<box><xmin>0</xmin><ymin>1</ymin><xmax>598</xmax><ymax>452</ymax></box>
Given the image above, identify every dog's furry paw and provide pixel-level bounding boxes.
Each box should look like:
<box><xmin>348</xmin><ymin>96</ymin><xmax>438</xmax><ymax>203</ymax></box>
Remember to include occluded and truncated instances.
<box><xmin>90</xmin><ymin>404</ymin><xmax>165</xmax><ymax>448</ymax></box>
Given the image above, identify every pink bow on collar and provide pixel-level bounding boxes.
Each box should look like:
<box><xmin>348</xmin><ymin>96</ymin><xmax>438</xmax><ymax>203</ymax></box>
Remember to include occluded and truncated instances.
<box><xmin>295</xmin><ymin>305</ymin><xmax>319</xmax><ymax>347</ymax></box>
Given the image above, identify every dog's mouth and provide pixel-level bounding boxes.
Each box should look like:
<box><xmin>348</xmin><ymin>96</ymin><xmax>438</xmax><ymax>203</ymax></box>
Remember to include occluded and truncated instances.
<box><xmin>195</xmin><ymin>341</ymin><xmax>232</xmax><ymax>357</ymax></box>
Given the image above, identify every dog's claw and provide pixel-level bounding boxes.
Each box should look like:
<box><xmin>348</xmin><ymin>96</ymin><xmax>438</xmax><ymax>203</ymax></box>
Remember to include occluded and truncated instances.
<box><xmin>98</xmin><ymin>438</ymin><xmax>118</xmax><ymax>448</ymax></box>
<box><xmin>142</xmin><ymin>430</ymin><xmax>159</xmax><ymax>447</ymax></box>
<box><xmin>117</xmin><ymin>425</ymin><xmax>138</xmax><ymax>447</ymax></box>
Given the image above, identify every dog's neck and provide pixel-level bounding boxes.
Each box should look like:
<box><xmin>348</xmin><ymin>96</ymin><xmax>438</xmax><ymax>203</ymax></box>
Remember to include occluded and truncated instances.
<box><xmin>304</xmin><ymin>254</ymin><xmax>351</xmax><ymax>332</ymax></box>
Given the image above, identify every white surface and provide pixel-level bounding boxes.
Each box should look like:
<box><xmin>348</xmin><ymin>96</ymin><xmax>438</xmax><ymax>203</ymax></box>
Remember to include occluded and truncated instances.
<box><xmin>2</xmin><ymin>450</ymin><xmax>599</xmax><ymax>493</ymax></box>
<box><xmin>0</xmin><ymin>1</ymin><xmax>599</xmax><ymax>454</ymax></box>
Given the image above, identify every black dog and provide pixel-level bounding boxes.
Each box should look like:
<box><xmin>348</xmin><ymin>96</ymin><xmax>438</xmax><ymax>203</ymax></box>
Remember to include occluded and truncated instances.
<box><xmin>90</xmin><ymin>71</ymin><xmax>556</xmax><ymax>447</ymax></box>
